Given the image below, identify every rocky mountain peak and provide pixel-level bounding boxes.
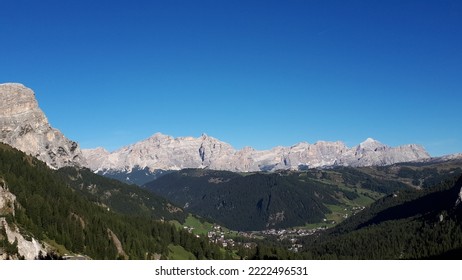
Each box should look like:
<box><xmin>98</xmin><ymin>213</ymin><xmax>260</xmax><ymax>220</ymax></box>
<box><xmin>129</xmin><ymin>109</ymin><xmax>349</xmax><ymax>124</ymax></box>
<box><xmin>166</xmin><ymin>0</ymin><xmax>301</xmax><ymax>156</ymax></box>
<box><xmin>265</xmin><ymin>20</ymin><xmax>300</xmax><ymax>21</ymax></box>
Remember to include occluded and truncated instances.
<box><xmin>148</xmin><ymin>132</ymin><xmax>172</xmax><ymax>141</ymax></box>
<box><xmin>0</xmin><ymin>83</ymin><xmax>42</xmax><ymax>118</ymax></box>
<box><xmin>363</xmin><ymin>137</ymin><xmax>378</xmax><ymax>143</ymax></box>
<box><xmin>83</xmin><ymin>133</ymin><xmax>432</xmax><ymax>173</ymax></box>
<box><xmin>0</xmin><ymin>83</ymin><xmax>86</xmax><ymax>169</ymax></box>
<box><xmin>358</xmin><ymin>138</ymin><xmax>386</xmax><ymax>150</ymax></box>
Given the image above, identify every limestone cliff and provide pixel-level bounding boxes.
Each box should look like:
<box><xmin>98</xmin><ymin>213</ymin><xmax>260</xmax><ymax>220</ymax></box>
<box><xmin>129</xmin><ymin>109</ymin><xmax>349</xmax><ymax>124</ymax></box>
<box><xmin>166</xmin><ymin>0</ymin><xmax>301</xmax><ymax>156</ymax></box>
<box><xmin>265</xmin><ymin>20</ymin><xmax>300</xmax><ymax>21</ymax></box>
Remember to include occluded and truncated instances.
<box><xmin>83</xmin><ymin>133</ymin><xmax>431</xmax><ymax>173</ymax></box>
<box><xmin>0</xmin><ymin>83</ymin><xmax>86</xmax><ymax>168</ymax></box>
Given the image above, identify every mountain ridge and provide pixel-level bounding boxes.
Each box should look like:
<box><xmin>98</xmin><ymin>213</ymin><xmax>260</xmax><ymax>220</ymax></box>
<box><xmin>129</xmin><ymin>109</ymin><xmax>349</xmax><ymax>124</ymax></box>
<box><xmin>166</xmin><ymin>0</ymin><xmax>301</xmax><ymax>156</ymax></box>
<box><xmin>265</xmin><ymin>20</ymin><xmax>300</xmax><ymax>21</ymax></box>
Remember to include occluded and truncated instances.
<box><xmin>0</xmin><ymin>82</ymin><xmax>436</xmax><ymax>174</ymax></box>
<box><xmin>83</xmin><ymin>133</ymin><xmax>431</xmax><ymax>174</ymax></box>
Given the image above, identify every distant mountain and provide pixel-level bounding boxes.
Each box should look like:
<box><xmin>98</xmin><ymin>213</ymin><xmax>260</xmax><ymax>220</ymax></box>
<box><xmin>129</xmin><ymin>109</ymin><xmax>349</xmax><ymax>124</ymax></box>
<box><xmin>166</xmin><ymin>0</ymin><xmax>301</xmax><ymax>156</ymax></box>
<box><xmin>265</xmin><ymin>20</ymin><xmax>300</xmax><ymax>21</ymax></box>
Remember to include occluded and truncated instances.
<box><xmin>94</xmin><ymin>166</ymin><xmax>172</xmax><ymax>186</ymax></box>
<box><xmin>0</xmin><ymin>83</ymin><xmax>86</xmax><ymax>168</ymax></box>
<box><xmin>0</xmin><ymin>83</ymin><xmax>432</xmax><ymax>178</ymax></box>
<box><xmin>82</xmin><ymin>133</ymin><xmax>431</xmax><ymax>183</ymax></box>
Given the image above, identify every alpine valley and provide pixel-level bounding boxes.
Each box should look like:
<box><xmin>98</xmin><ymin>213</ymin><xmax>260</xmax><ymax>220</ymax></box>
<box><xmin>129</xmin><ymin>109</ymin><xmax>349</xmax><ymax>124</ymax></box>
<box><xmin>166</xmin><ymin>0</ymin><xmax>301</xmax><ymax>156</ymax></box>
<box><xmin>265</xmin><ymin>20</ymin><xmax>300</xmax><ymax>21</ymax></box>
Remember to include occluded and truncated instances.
<box><xmin>1</xmin><ymin>83</ymin><xmax>462</xmax><ymax>260</ymax></box>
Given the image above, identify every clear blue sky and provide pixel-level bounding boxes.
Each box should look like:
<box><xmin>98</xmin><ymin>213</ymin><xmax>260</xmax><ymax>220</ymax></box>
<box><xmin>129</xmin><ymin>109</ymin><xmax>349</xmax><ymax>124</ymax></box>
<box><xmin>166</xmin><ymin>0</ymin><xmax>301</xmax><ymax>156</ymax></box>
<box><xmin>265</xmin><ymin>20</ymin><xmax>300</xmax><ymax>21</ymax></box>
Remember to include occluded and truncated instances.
<box><xmin>1</xmin><ymin>0</ymin><xmax>461</xmax><ymax>156</ymax></box>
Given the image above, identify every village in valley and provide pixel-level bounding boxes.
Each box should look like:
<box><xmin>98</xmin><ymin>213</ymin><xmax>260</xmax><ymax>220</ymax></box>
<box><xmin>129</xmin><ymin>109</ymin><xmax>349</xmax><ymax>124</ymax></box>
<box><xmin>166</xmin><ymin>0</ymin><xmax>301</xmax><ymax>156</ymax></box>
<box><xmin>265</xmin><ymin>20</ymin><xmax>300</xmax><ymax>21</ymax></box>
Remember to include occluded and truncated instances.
<box><xmin>182</xmin><ymin>223</ymin><xmax>330</xmax><ymax>253</ymax></box>
<box><xmin>179</xmin><ymin>204</ymin><xmax>367</xmax><ymax>253</ymax></box>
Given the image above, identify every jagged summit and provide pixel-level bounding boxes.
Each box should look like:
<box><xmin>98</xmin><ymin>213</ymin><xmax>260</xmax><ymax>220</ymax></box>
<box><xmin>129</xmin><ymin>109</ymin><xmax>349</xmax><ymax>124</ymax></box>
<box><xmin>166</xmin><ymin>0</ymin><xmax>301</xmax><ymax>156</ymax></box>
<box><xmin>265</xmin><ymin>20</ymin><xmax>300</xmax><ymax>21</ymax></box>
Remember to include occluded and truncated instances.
<box><xmin>361</xmin><ymin>137</ymin><xmax>380</xmax><ymax>144</ymax></box>
<box><xmin>357</xmin><ymin>138</ymin><xmax>387</xmax><ymax>153</ymax></box>
<box><xmin>82</xmin><ymin>133</ymin><xmax>431</xmax><ymax>173</ymax></box>
<box><xmin>0</xmin><ymin>83</ymin><xmax>86</xmax><ymax>168</ymax></box>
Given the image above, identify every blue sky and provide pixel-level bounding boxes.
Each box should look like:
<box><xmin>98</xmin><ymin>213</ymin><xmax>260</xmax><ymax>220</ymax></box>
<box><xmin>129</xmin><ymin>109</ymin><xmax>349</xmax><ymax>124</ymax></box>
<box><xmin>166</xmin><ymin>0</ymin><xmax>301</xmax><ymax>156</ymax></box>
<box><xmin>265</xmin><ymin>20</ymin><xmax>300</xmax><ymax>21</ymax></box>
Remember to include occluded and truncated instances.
<box><xmin>1</xmin><ymin>0</ymin><xmax>461</xmax><ymax>156</ymax></box>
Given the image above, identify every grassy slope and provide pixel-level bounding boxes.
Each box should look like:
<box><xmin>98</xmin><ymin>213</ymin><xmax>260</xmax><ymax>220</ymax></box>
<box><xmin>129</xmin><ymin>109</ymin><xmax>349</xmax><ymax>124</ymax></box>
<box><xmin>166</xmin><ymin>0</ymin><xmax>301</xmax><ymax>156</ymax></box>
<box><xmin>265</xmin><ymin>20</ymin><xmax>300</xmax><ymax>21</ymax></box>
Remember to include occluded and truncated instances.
<box><xmin>168</xmin><ymin>244</ymin><xmax>196</xmax><ymax>260</ymax></box>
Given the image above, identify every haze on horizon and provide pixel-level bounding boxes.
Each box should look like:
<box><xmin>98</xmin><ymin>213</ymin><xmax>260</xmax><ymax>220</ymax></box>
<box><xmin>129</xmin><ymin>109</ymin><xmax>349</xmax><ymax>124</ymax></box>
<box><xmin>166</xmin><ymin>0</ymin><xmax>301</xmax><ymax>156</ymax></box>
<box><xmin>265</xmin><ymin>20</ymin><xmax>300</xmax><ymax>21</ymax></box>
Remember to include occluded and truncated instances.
<box><xmin>1</xmin><ymin>0</ymin><xmax>461</xmax><ymax>156</ymax></box>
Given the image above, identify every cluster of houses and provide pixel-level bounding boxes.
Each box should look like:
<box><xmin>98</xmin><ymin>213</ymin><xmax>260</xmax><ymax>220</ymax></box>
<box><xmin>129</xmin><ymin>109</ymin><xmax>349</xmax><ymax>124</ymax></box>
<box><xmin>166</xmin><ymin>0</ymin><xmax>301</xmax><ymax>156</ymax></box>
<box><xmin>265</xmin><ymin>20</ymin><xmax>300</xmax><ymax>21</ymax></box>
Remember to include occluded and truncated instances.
<box><xmin>186</xmin><ymin>207</ymin><xmax>364</xmax><ymax>253</ymax></box>
<box><xmin>352</xmin><ymin>206</ymin><xmax>366</xmax><ymax>213</ymax></box>
<box><xmin>206</xmin><ymin>225</ymin><xmax>255</xmax><ymax>249</ymax></box>
<box><xmin>258</xmin><ymin>228</ymin><xmax>330</xmax><ymax>253</ymax></box>
<box><xmin>183</xmin><ymin>226</ymin><xmax>201</xmax><ymax>238</ymax></box>
<box><xmin>207</xmin><ymin>225</ymin><xmax>227</xmax><ymax>245</ymax></box>
<box><xmin>203</xmin><ymin>224</ymin><xmax>328</xmax><ymax>252</ymax></box>
<box><xmin>260</xmin><ymin>227</ymin><xmax>325</xmax><ymax>239</ymax></box>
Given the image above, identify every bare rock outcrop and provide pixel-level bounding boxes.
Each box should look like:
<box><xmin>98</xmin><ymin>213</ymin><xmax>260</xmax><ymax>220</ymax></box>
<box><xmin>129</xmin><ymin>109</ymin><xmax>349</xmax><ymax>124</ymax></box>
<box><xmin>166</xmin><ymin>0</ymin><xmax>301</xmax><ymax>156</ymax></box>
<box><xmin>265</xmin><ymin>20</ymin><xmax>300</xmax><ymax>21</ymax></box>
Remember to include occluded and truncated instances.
<box><xmin>0</xmin><ymin>83</ymin><xmax>86</xmax><ymax>168</ymax></box>
<box><xmin>0</xmin><ymin>218</ymin><xmax>46</xmax><ymax>260</ymax></box>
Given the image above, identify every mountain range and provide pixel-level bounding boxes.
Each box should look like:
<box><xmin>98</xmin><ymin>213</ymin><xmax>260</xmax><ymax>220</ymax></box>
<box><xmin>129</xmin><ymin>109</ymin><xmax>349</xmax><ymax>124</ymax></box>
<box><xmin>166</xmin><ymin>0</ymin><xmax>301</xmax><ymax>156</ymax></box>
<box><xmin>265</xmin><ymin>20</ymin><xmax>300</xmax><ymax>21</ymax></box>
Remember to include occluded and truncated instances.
<box><xmin>0</xmin><ymin>83</ymin><xmax>433</xmax><ymax>177</ymax></box>
<box><xmin>83</xmin><ymin>133</ymin><xmax>430</xmax><ymax>175</ymax></box>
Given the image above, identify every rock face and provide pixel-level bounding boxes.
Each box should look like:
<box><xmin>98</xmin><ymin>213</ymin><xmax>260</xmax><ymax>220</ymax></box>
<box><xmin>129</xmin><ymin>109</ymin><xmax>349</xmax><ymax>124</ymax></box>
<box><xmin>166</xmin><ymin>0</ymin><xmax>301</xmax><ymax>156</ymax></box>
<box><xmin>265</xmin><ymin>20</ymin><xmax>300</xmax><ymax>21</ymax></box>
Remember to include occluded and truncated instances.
<box><xmin>0</xmin><ymin>178</ymin><xmax>46</xmax><ymax>260</ymax></box>
<box><xmin>83</xmin><ymin>133</ymin><xmax>431</xmax><ymax>173</ymax></box>
<box><xmin>456</xmin><ymin>187</ymin><xmax>462</xmax><ymax>208</ymax></box>
<box><xmin>1</xmin><ymin>217</ymin><xmax>46</xmax><ymax>260</ymax></box>
<box><xmin>0</xmin><ymin>83</ymin><xmax>86</xmax><ymax>168</ymax></box>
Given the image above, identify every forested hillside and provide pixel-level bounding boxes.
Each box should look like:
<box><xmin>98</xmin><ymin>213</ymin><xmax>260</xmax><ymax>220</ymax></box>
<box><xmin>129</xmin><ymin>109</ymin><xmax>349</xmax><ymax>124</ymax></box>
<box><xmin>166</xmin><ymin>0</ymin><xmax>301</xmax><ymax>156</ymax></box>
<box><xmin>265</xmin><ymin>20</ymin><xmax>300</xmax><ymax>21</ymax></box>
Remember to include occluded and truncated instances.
<box><xmin>145</xmin><ymin>169</ymin><xmax>384</xmax><ymax>230</ymax></box>
<box><xmin>228</xmin><ymin>174</ymin><xmax>462</xmax><ymax>260</ymax></box>
<box><xmin>0</xmin><ymin>143</ymin><xmax>225</xmax><ymax>260</ymax></box>
<box><xmin>56</xmin><ymin>167</ymin><xmax>186</xmax><ymax>222</ymax></box>
<box><xmin>145</xmin><ymin>161</ymin><xmax>462</xmax><ymax>234</ymax></box>
<box><xmin>299</xmin><ymin>175</ymin><xmax>462</xmax><ymax>259</ymax></box>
